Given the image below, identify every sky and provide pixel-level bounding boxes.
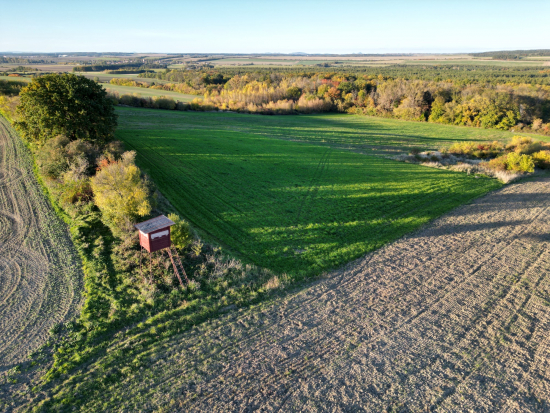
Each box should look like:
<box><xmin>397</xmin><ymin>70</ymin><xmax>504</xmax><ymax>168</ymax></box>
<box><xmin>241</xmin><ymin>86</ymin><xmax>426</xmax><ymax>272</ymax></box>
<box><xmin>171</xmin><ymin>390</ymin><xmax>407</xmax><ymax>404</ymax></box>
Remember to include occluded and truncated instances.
<box><xmin>1</xmin><ymin>0</ymin><xmax>549</xmax><ymax>54</ymax></box>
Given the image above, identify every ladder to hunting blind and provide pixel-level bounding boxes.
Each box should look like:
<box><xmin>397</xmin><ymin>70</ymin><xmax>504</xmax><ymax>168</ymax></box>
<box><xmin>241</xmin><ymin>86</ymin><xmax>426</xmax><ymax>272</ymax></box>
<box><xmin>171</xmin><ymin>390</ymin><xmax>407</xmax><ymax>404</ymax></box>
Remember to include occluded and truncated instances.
<box><xmin>165</xmin><ymin>246</ymin><xmax>189</xmax><ymax>287</ymax></box>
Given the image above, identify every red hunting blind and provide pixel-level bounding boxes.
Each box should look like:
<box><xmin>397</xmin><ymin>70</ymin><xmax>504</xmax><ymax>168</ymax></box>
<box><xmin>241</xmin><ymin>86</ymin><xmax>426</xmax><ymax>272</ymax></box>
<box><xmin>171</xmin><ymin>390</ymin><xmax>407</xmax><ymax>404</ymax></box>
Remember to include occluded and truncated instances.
<box><xmin>136</xmin><ymin>214</ymin><xmax>174</xmax><ymax>252</ymax></box>
<box><xmin>135</xmin><ymin>215</ymin><xmax>189</xmax><ymax>287</ymax></box>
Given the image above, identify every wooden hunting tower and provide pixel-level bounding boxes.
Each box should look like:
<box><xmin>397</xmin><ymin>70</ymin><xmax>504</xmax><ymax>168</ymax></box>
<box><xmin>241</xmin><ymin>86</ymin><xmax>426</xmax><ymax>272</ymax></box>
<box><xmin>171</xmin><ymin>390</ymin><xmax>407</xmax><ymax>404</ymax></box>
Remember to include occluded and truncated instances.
<box><xmin>135</xmin><ymin>215</ymin><xmax>188</xmax><ymax>287</ymax></box>
<box><xmin>136</xmin><ymin>215</ymin><xmax>174</xmax><ymax>252</ymax></box>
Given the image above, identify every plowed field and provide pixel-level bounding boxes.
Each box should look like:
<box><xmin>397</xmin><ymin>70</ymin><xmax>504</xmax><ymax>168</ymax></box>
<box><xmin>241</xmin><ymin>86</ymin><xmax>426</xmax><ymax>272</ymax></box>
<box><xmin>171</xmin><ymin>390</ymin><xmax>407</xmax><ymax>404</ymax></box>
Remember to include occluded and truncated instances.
<box><xmin>0</xmin><ymin>117</ymin><xmax>83</xmax><ymax>377</ymax></box>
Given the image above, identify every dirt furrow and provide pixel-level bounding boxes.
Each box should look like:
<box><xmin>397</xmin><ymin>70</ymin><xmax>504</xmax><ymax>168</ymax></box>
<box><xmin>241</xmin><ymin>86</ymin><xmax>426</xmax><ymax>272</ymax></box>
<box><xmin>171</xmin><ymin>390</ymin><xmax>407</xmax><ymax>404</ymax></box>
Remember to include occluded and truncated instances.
<box><xmin>0</xmin><ymin>117</ymin><xmax>83</xmax><ymax>378</ymax></box>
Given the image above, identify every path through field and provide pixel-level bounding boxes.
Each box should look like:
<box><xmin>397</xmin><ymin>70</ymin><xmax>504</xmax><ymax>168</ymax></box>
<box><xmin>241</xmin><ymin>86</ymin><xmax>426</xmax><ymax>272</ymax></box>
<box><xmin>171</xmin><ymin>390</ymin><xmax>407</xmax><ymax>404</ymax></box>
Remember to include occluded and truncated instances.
<box><xmin>105</xmin><ymin>176</ymin><xmax>550</xmax><ymax>412</ymax></box>
<box><xmin>0</xmin><ymin>117</ymin><xmax>83</xmax><ymax>374</ymax></box>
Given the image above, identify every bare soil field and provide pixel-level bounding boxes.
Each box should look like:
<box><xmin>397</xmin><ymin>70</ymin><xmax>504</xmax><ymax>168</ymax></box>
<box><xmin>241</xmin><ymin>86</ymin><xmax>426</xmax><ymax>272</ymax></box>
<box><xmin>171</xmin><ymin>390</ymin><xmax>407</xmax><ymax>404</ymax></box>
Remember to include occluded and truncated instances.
<box><xmin>79</xmin><ymin>175</ymin><xmax>550</xmax><ymax>412</ymax></box>
<box><xmin>0</xmin><ymin>117</ymin><xmax>83</xmax><ymax>408</ymax></box>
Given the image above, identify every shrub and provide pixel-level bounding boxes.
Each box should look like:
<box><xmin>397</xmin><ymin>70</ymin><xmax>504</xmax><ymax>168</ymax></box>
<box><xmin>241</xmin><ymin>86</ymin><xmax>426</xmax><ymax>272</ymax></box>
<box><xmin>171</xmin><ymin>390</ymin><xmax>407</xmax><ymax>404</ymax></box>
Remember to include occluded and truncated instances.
<box><xmin>506</xmin><ymin>152</ymin><xmax>535</xmax><ymax>173</ymax></box>
<box><xmin>506</xmin><ymin>135</ymin><xmax>532</xmax><ymax>150</ymax></box>
<box><xmin>65</xmin><ymin>139</ymin><xmax>99</xmax><ymax>175</ymax></box>
<box><xmin>119</xmin><ymin>93</ymin><xmax>140</xmax><ymax>107</ymax></box>
<box><xmin>90</xmin><ymin>151</ymin><xmax>154</xmax><ymax>228</ymax></box>
<box><xmin>176</xmin><ymin>101</ymin><xmax>190</xmax><ymax>111</ymax></box>
<box><xmin>153</xmin><ymin>97</ymin><xmax>176</xmax><ymax>110</ymax></box>
<box><xmin>286</xmin><ymin>86</ymin><xmax>302</xmax><ymax>100</ymax></box>
<box><xmin>448</xmin><ymin>141</ymin><xmax>477</xmax><ymax>156</ymax></box>
<box><xmin>532</xmin><ymin>118</ymin><xmax>543</xmax><ymax>130</ymax></box>
<box><xmin>532</xmin><ymin>150</ymin><xmax>550</xmax><ymax>169</ymax></box>
<box><xmin>449</xmin><ymin>140</ymin><xmax>504</xmax><ymax>158</ymax></box>
<box><xmin>485</xmin><ymin>155</ymin><xmax>508</xmax><ymax>172</ymax></box>
<box><xmin>102</xmin><ymin>141</ymin><xmax>125</xmax><ymax>162</ymax></box>
<box><xmin>518</xmin><ymin>141</ymin><xmax>544</xmax><ymax>155</ymax></box>
<box><xmin>295</xmin><ymin>95</ymin><xmax>332</xmax><ymax>113</ymax></box>
<box><xmin>505</xmin><ymin>135</ymin><xmax>547</xmax><ymax>155</ymax></box>
<box><xmin>36</xmin><ymin>135</ymin><xmax>71</xmax><ymax>179</ymax></box>
<box><xmin>58</xmin><ymin>174</ymin><xmax>92</xmax><ymax>206</ymax></box>
<box><xmin>168</xmin><ymin>213</ymin><xmax>194</xmax><ymax>249</ymax></box>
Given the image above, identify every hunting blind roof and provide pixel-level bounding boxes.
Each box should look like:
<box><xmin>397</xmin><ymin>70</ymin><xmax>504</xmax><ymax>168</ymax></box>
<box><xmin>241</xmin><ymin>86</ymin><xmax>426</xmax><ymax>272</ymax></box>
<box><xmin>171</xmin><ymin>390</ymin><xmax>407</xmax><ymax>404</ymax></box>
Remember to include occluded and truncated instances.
<box><xmin>134</xmin><ymin>215</ymin><xmax>175</xmax><ymax>234</ymax></box>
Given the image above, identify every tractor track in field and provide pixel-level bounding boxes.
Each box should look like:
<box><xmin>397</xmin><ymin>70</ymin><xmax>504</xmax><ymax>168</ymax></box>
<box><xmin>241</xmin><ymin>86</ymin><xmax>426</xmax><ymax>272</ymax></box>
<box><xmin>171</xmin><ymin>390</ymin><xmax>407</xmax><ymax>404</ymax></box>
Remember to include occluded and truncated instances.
<box><xmin>295</xmin><ymin>148</ymin><xmax>331</xmax><ymax>225</ymax></box>
<box><xmin>0</xmin><ymin>117</ymin><xmax>83</xmax><ymax>410</ymax></box>
<box><xmin>75</xmin><ymin>174</ymin><xmax>550</xmax><ymax>412</ymax></box>
<box><xmin>124</xmin><ymin>139</ymin><xmax>252</xmax><ymax>250</ymax></box>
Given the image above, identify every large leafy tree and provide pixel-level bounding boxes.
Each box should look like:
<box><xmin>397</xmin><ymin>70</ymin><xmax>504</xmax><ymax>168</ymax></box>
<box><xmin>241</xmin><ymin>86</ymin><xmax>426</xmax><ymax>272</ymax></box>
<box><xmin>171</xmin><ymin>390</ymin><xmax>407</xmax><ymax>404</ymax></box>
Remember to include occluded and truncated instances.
<box><xmin>15</xmin><ymin>73</ymin><xmax>117</xmax><ymax>144</ymax></box>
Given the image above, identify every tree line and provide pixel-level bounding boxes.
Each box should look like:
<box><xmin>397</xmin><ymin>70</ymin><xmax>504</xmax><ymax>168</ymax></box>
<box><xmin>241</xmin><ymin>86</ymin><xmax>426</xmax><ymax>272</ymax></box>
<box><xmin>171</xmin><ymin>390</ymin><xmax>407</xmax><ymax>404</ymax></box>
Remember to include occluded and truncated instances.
<box><xmin>141</xmin><ymin>65</ymin><xmax>550</xmax><ymax>87</ymax></box>
<box><xmin>471</xmin><ymin>49</ymin><xmax>550</xmax><ymax>59</ymax></box>
<box><xmin>131</xmin><ymin>68</ymin><xmax>550</xmax><ymax>133</ymax></box>
<box><xmin>72</xmin><ymin>63</ymin><xmax>159</xmax><ymax>72</ymax></box>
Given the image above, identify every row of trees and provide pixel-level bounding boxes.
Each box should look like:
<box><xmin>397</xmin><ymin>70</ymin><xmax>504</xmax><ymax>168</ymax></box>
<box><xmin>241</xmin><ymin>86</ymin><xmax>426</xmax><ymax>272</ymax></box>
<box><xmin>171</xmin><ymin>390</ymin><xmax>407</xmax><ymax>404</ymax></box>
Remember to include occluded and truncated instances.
<box><xmin>11</xmin><ymin>74</ymin><xmax>158</xmax><ymax>231</ymax></box>
<box><xmin>5</xmin><ymin>73</ymin><xmax>248</xmax><ymax>394</ymax></box>
<box><xmin>471</xmin><ymin>49</ymin><xmax>550</xmax><ymax>59</ymax></box>
<box><xmin>72</xmin><ymin>63</ymin><xmax>145</xmax><ymax>72</ymax></box>
<box><xmin>0</xmin><ymin>79</ymin><xmax>26</xmax><ymax>96</ymax></box>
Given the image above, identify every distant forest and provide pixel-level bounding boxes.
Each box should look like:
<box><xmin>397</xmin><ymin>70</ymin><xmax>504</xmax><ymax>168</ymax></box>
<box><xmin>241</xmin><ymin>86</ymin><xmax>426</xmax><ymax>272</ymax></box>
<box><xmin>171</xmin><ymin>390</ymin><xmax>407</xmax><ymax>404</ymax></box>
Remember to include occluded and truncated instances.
<box><xmin>471</xmin><ymin>49</ymin><xmax>550</xmax><ymax>60</ymax></box>
<box><xmin>126</xmin><ymin>65</ymin><xmax>550</xmax><ymax>133</ymax></box>
<box><xmin>141</xmin><ymin>65</ymin><xmax>550</xmax><ymax>86</ymax></box>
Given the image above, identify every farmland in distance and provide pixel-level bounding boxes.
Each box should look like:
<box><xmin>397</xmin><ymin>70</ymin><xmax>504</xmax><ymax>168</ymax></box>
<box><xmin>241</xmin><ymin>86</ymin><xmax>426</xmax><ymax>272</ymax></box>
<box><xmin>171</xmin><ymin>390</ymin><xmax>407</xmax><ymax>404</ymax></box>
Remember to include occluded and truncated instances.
<box><xmin>117</xmin><ymin>107</ymin><xmax>504</xmax><ymax>276</ymax></box>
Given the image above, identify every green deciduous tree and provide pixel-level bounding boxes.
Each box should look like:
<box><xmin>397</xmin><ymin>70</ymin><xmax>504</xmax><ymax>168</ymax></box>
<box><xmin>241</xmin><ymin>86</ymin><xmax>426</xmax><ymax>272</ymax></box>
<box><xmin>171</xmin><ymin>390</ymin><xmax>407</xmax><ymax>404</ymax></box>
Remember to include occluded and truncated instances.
<box><xmin>14</xmin><ymin>73</ymin><xmax>117</xmax><ymax>144</ymax></box>
<box><xmin>286</xmin><ymin>86</ymin><xmax>302</xmax><ymax>100</ymax></box>
<box><xmin>90</xmin><ymin>151</ymin><xmax>153</xmax><ymax>227</ymax></box>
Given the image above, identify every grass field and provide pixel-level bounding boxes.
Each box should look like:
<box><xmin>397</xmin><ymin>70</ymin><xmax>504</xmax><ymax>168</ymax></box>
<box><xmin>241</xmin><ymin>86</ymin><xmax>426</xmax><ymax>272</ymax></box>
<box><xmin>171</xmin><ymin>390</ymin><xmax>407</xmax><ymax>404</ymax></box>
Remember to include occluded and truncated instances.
<box><xmin>119</xmin><ymin>107</ymin><xmax>548</xmax><ymax>156</ymax></box>
<box><xmin>0</xmin><ymin>76</ymin><xmax>199</xmax><ymax>101</ymax></box>
<box><xmin>116</xmin><ymin>107</ymin><xmax>508</xmax><ymax>276</ymax></box>
<box><xmin>75</xmin><ymin>71</ymin><xmax>172</xmax><ymax>84</ymax></box>
<box><xmin>0</xmin><ymin>76</ymin><xmax>31</xmax><ymax>83</ymax></box>
<box><xmin>104</xmin><ymin>84</ymin><xmax>198</xmax><ymax>101</ymax></box>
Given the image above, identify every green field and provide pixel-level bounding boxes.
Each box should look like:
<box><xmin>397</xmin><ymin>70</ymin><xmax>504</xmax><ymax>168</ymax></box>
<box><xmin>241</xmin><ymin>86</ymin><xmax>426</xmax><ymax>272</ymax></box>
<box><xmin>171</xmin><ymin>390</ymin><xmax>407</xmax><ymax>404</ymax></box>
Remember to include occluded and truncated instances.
<box><xmin>103</xmin><ymin>83</ymin><xmax>198</xmax><ymax>101</ymax></box>
<box><xmin>0</xmin><ymin>76</ymin><xmax>31</xmax><ymax>83</ymax></box>
<box><xmin>116</xmin><ymin>107</ymin><xmax>510</xmax><ymax>276</ymax></box>
<box><xmin>119</xmin><ymin>108</ymin><xmax>548</xmax><ymax>156</ymax></box>
<box><xmin>76</xmin><ymin>71</ymin><xmax>171</xmax><ymax>84</ymax></box>
<box><xmin>0</xmin><ymin>76</ymin><xmax>199</xmax><ymax>101</ymax></box>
